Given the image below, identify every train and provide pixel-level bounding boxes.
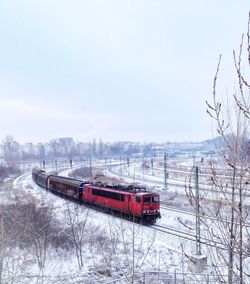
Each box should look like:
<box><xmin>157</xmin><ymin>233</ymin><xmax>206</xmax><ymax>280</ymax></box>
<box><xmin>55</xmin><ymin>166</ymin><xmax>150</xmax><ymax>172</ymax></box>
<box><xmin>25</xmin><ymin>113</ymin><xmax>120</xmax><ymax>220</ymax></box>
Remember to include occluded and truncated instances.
<box><xmin>32</xmin><ymin>167</ymin><xmax>161</xmax><ymax>223</ymax></box>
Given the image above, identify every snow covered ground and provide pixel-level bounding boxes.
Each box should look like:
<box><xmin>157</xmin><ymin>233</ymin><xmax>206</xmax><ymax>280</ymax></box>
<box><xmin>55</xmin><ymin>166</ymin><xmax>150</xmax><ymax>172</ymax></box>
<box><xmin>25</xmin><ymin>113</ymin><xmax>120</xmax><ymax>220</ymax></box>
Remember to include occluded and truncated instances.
<box><xmin>1</xmin><ymin>159</ymin><xmax>232</xmax><ymax>283</ymax></box>
<box><xmin>10</xmin><ymin>171</ymin><xmax>199</xmax><ymax>283</ymax></box>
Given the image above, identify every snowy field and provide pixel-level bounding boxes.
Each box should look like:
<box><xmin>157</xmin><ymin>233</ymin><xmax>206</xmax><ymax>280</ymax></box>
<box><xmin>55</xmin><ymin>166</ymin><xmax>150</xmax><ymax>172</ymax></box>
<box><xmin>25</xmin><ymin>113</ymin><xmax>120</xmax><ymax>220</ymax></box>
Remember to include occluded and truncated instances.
<box><xmin>0</xmin><ymin>158</ymin><xmax>238</xmax><ymax>283</ymax></box>
<box><xmin>8</xmin><ymin>170</ymin><xmax>202</xmax><ymax>283</ymax></box>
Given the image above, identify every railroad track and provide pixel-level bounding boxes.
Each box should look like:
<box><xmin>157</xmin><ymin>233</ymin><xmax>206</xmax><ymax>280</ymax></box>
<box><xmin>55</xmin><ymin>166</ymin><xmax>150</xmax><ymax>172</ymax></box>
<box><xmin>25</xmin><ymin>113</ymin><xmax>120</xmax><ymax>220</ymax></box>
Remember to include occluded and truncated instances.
<box><xmin>160</xmin><ymin>205</ymin><xmax>250</xmax><ymax>228</ymax></box>
<box><xmin>107</xmin><ymin>165</ymin><xmax>250</xmax><ymax>199</ymax></box>
<box><xmin>107</xmin><ymin>165</ymin><xmax>214</xmax><ymax>190</ymax></box>
<box><xmin>151</xmin><ymin>223</ymin><xmax>226</xmax><ymax>250</ymax></box>
<box><xmin>12</xmin><ymin>171</ymin><xmax>241</xmax><ymax>254</ymax></box>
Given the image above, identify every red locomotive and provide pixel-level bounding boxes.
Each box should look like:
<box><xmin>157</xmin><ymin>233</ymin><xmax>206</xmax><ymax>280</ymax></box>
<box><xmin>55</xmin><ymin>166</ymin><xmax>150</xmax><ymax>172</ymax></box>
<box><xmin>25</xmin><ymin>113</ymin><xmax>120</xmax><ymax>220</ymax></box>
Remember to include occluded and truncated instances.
<box><xmin>32</xmin><ymin>167</ymin><xmax>161</xmax><ymax>223</ymax></box>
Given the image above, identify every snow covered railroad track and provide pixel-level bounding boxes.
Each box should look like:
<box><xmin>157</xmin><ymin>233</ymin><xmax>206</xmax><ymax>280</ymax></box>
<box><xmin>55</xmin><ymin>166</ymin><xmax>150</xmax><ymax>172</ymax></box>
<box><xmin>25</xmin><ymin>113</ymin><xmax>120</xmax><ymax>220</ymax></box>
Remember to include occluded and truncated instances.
<box><xmin>160</xmin><ymin>205</ymin><xmax>194</xmax><ymax>216</ymax></box>
<box><xmin>151</xmin><ymin>224</ymin><xmax>226</xmax><ymax>251</ymax></box>
<box><xmin>107</xmin><ymin>165</ymin><xmax>250</xmax><ymax>200</ymax></box>
<box><xmin>160</xmin><ymin>205</ymin><xmax>250</xmax><ymax>228</ymax></box>
<box><xmin>13</xmin><ymin>172</ymin><xmax>32</xmax><ymax>190</ymax></box>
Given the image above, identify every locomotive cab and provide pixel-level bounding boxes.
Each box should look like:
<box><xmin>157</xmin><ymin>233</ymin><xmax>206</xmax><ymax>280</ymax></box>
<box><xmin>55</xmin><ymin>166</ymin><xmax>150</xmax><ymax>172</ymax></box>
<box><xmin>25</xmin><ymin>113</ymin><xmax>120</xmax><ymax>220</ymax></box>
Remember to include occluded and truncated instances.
<box><xmin>142</xmin><ymin>194</ymin><xmax>161</xmax><ymax>222</ymax></box>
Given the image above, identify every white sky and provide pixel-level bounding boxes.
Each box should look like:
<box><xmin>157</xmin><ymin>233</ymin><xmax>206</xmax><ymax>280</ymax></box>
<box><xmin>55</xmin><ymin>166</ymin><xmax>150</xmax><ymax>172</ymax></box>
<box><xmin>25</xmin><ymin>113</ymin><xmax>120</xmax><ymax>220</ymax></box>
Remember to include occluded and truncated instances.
<box><xmin>0</xmin><ymin>1</ymin><xmax>249</xmax><ymax>144</ymax></box>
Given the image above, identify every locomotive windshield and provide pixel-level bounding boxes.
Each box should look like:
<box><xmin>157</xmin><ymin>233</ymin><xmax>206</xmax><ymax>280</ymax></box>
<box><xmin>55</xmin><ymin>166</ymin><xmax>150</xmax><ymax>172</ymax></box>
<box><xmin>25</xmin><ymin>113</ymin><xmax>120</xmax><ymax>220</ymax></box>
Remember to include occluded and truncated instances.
<box><xmin>144</xmin><ymin>196</ymin><xmax>159</xmax><ymax>203</ymax></box>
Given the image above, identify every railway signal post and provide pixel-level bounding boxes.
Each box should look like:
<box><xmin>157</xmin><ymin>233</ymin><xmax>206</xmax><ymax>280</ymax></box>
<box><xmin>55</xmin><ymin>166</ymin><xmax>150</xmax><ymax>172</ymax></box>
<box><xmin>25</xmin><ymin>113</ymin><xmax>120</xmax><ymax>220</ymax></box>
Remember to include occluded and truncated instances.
<box><xmin>55</xmin><ymin>159</ymin><xmax>58</xmax><ymax>173</ymax></box>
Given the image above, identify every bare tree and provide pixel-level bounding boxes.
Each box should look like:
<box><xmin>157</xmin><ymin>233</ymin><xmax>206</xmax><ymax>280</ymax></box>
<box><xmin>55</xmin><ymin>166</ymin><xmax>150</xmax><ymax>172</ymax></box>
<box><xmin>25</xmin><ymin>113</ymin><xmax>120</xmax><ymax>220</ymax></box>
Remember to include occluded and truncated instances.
<box><xmin>0</xmin><ymin>207</ymin><xmax>6</xmax><ymax>284</ymax></box>
<box><xmin>93</xmin><ymin>217</ymin><xmax>120</xmax><ymax>276</ymax></box>
<box><xmin>97</xmin><ymin>217</ymin><xmax>155</xmax><ymax>283</ymax></box>
<box><xmin>2</xmin><ymin>135</ymin><xmax>20</xmax><ymax>169</ymax></box>
<box><xmin>64</xmin><ymin>202</ymin><xmax>89</xmax><ymax>270</ymax></box>
<box><xmin>0</xmin><ymin>203</ymin><xmax>28</xmax><ymax>284</ymax></box>
<box><xmin>186</xmin><ymin>13</ymin><xmax>250</xmax><ymax>284</ymax></box>
<box><xmin>29</xmin><ymin>205</ymin><xmax>53</xmax><ymax>271</ymax></box>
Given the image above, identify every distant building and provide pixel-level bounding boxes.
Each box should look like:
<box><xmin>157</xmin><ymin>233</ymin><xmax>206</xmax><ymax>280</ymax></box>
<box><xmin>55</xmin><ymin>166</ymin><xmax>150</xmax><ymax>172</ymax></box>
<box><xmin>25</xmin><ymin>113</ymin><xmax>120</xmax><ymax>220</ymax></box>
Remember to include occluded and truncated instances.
<box><xmin>50</xmin><ymin>137</ymin><xmax>75</xmax><ymax>156</ymax></box>
<box><xmin>76</xmin><ymin>142</ymin><xmax>91</xmax><ymax>155</ymax></box>
<box><xmin>0</xmin><ymin>144</ymin><xmax>4</xmax><ymax>158</ymax></box>
<box><xmin>22</xmin><ymin>143</ymin><xmax>34</xmax><ymax>155</ymax></box>
<box><xmin>51</xmin><ymin>137</ymin><xmax>74</xmax><ymax>145</ymax></box>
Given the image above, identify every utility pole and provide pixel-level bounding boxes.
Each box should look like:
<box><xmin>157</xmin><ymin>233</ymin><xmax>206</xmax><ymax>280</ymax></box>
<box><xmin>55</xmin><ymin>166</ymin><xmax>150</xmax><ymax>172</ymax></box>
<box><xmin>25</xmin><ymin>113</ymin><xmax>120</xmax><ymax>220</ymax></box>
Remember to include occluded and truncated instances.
<box><xmin>127</xmin><ymin>157</ymin><xmax>130</xmax><ymax>176</ymax></box>
<box><xmin>89</xmin><ymin>157</ymin><xmax>92</xmax><ymax>178</ymax></box>
<box><xmin>120</xmin><ymin>155</ymin><xmax>122</xmax><ymax>179</ymax></box>
<box><xmin>142</xmin><ymin>156</ymin><xmax>145</xmax><ymax>180</ymax></box>
<box><xmin>195</xmin><ymin>165</ymin><xmax>201</xmax><ymax>255</ymax></box>
<box><xmin>151</xmin><ymin>157</ymin><xmax>154</xmax><ymax>176</ymax></box>
<box><xmin>189</xmin><ymin>165</ymin><xmax>207</xmax><ymax>273</ymax></box>
<box><xmin>164</xmin><ymin>153</ymin><xmax>168</xmax><ymax>190</ymax></box>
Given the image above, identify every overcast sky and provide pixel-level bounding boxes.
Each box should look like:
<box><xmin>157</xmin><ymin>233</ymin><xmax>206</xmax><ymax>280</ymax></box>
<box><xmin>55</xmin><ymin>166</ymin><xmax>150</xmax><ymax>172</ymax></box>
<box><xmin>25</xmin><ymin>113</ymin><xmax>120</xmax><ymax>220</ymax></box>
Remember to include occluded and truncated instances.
<box><xmin>0</xmin><ymin>1</ymin><xmax>249</xmax><ymax>144</ymax></box>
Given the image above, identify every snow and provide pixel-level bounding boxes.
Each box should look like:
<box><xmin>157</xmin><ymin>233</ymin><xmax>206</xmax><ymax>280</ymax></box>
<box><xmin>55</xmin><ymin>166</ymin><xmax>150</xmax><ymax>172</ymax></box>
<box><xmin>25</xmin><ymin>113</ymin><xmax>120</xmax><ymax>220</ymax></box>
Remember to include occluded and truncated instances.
<box><xmin>1</xmin><ymin>159</ymin><xmax>227</xmax><ymax>283</ymax></box>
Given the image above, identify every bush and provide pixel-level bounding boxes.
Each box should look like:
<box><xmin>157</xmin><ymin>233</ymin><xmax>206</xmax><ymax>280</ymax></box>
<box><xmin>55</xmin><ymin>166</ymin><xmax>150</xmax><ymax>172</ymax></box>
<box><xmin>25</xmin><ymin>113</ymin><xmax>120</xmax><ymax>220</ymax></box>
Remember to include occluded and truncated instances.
<box><xmin>0</xmin><ymin>201</ymin><xmax>71</xmax><ymax>250</ymax></box>
<box><xmin>0</xmin><ymin>165</ymin><xmax>21</xmax><ymax>181</ymax></box>
<box><xmin>70</xmin><ymin>167</ymin><xmax>92</xmax><ymax>179</ymax></box>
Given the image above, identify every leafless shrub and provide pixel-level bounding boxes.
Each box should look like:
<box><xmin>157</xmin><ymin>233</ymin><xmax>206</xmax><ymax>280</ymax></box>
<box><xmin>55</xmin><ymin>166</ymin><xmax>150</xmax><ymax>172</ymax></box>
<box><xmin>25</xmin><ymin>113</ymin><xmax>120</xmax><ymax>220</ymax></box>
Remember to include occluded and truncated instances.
<box><xmin>70</xmin><ymin>167</ymin><xmax>92</xmax><ymax>179</ymax></box>
<box><xmin>63</xmin><ymin>202</ymin><xmax>89</xmax><ymax>270</ymax></box>
<box><xmin>0</xmin><ymin>201</ymin><xmax>73</xmax><ymax>251</ymax></box>
<box><xmin>0</xmin><ymin>166</ymin><xmax>21</xmax><ymax>184</ymax></box>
